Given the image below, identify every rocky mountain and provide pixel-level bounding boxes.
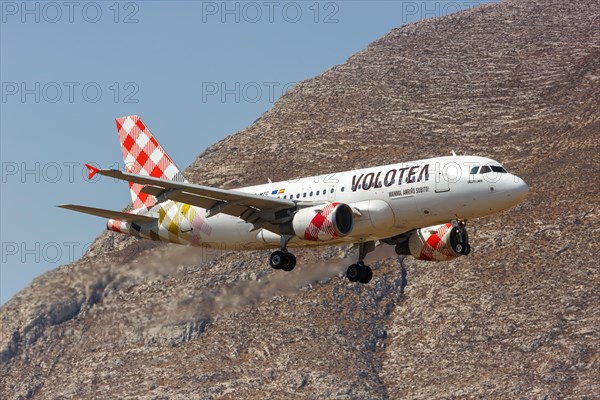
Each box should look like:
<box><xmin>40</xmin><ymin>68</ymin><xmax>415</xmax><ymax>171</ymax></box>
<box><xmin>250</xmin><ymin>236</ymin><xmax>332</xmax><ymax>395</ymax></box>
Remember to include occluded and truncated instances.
<box><xmin>2</xmin><ymin>0</ymin><xmax>599</xmax><ymax>398</ymax></box>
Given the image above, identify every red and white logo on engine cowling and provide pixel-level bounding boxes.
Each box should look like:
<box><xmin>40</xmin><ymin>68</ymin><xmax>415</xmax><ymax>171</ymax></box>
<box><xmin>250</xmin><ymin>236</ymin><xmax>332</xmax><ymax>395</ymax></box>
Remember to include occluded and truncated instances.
<box><xmin>409</xmin><ymin>223</ymin><xmax>466</xmax><ymax>261</ymax></box>
<box><xmin>304</xmin><ymin>202</ymin><xmax>341</xmax><ymax>241</ymax></box>
<box><xmin>292</xmin><ymin>202</ymin><xmax>355</xmax><ymax>242</ymax></box>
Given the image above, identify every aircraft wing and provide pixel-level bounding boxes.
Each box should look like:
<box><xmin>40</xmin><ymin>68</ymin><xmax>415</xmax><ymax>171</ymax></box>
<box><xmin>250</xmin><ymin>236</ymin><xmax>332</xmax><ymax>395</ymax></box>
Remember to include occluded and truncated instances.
<box><xmin>91</xmin><ymin>168</ymin><xmax>296</xmax><ymax>230</ymax></box>
<box><xmin>57</xmin><ymin>204</ymin><xmax>158</xmax><ymax>223</ymax></box>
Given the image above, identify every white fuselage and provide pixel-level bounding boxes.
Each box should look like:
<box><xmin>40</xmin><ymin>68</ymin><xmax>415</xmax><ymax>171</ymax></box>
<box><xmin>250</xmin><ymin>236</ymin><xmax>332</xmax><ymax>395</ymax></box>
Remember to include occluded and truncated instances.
<box><xmin>122</xmin><ymin>155</ymin><xmax>528</xmax><ymax>250</ymax></box>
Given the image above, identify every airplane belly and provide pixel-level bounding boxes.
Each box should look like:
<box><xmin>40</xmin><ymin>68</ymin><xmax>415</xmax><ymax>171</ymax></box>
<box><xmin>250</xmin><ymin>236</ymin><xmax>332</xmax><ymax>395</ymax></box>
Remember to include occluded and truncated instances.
<box><xmin>200</xmin><ymin>214</ymin><xmax>266</xmax><ymax>250</ymax></box>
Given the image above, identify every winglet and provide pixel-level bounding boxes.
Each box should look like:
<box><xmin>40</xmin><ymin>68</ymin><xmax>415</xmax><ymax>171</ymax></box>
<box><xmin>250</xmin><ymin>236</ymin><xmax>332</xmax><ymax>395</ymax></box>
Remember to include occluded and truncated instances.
<box><xmin>85</xmin><ymin>164</ymin><xmax>100</xmax><ymax>180</ymax></box>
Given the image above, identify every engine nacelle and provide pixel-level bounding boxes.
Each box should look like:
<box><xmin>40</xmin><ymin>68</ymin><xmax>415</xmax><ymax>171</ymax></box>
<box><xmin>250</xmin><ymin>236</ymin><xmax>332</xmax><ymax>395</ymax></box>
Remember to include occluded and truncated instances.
<box><xmin>292</xmin><ymin>202</ymin><xmax>354</xmax><ymax>241</ymax></box>
<box><xmin>396</xmin><ymin>223</ymin><xmax>469</xmax><ymax>261</ymax></box>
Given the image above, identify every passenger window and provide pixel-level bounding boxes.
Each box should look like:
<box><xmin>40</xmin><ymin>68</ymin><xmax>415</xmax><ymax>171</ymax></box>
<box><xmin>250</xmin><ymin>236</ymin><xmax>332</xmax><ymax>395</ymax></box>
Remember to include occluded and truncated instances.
<box><xmin>316</xmin><ymin>190</ymin><xmax>320</xmax><ymax>195</ymax></box>
<box><xmin>330</xmin><ymin>188</ymin><xmax>334</xmax><ymax>194</ymax></box>
<box><xmin>303</xmin><ymin>193</ymin><xmax>306</xmax><ymax>198</ymax></box>
<box><xmin>470</xmin><ymin>166</ymin><xmax>479</xmax><ymax>174</ymax></box>
<box><xmin>310</xmin><ymin>191</ymin><xmax>313</xmax><ymax>196</ymax></box>
<box><xmin>296</xmin><ymin>194</ymin><xmax>300</xmax><ymax>199</ymax></box>
<box><xmin>341</xmin><ymin>187</ymin><xmax>345</xmax><ymax>192</ymax></box>
<box><xmin>480</xmin><ymin>165</ymin><xmax>491</xmax><ymax>174</ymax></box>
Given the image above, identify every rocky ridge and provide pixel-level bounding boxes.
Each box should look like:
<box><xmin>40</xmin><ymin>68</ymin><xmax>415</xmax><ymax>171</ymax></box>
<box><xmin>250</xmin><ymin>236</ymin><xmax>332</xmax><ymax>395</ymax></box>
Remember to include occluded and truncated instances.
<box><xmin>2</xmin><ymin>0</ymin><xmax>599</xmax><ymax>398</ymax></box>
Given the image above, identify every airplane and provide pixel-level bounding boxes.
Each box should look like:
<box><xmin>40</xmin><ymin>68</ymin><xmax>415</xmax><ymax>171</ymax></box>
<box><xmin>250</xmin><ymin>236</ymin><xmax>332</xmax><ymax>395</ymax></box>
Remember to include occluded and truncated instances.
<box><xmin>59</xmin><ymin>115</ymin><xmax>529</xmax><ymax>284</ymax></box>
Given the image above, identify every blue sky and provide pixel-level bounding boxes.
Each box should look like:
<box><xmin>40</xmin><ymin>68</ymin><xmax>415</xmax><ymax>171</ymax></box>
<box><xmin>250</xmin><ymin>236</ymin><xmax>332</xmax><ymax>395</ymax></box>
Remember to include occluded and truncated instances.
<box><xmin>0</xmin><ymin>0</ymin><xmax>495</xmax><ymax>304</ymax></box>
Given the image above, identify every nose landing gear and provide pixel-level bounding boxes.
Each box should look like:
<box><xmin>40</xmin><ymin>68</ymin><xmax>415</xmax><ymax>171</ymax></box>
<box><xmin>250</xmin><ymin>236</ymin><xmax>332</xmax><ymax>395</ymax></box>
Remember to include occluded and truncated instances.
<box><xmin>452</xmin><ymin>219</ymin><xmax>471</xmax><ymax>256</ymax></box>
<box><xmin>453</xmin><ymin>242</ymin><xmax>471</xmax><ymax>256</ymax></box>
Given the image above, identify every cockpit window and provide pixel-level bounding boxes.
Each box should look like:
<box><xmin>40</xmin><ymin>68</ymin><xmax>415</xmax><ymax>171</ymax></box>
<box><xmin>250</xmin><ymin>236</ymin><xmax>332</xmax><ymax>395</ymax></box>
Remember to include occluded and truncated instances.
<box><xmin>479</xmin><ymin>165</ymin><xmax>508</xmax><ymax>174</ymax></box>
<box><xmin>470</xmin><ymin>166</ymin><xmax>479</xmax><ymax>174</ymax></box>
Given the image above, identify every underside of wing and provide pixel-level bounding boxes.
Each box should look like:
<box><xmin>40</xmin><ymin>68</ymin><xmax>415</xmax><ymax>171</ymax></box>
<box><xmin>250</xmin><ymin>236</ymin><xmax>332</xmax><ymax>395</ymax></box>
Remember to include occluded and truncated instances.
<box><xmin>57</xmin><ymin>204</ymin><xmax>158</xmax><ymax>223</ymax></box>
<box><xmin>93</xmin><ymin>169</ymin><xmax>297</xmax><ymax>231</ymax></box>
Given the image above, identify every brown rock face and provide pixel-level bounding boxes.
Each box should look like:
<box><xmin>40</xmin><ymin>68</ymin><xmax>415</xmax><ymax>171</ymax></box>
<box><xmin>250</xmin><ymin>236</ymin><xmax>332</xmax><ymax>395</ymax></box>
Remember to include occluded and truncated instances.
<box><xmin>2</xmin><ymin>0</ymin><xmax>599</xmax><ymax>398</ymax></box>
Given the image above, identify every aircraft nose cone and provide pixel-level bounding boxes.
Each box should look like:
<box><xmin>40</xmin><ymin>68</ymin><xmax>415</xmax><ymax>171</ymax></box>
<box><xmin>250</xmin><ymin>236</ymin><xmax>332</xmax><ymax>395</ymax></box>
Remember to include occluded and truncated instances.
<box><xmin>512</xmin><ymin>176</ymin><xmax>529</xmax><ymax>201</ymax></box>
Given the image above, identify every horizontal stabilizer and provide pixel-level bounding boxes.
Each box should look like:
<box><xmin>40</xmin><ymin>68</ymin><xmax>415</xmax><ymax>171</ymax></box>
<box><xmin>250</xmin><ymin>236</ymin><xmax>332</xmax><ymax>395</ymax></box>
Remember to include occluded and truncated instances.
<box><xmin>57</xmin><ymin>204</ymin><xmax>157</xmax><ymax>223</ymax></box>
<box><xmin>85</xmin><ymin>163</ymin><xmax>100</xmax><ymax>180</ymax></box>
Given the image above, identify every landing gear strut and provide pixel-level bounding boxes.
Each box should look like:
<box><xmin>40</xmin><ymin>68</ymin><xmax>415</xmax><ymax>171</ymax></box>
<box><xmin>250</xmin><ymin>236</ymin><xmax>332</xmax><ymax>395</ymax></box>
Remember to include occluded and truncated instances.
<box><xmin>452</xmin><ymin>219</ymin><xmax>471</xmax><ymax>256</ymax></box>
<box><xmin>269</xmin><ymin>235</ymin><xmax>296</xmax><ymax>272</ymax></box>
<box><xmin>346</xmin><ymin>241</ymin><xmax>375</xmax><ymax>284</ymax></box>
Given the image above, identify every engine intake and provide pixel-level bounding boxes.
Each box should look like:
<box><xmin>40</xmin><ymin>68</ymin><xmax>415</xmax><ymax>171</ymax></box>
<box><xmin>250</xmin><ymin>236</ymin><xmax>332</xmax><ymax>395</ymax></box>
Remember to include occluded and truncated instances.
<box><xmin>292</xmin><ymin>202</ymin><xmax>354</xmax><ymax>241</ymax></box>
<box><xmin>395</xmin><ymin>223</ymin><xmax>470</xmax><ymax>261</ymax></box>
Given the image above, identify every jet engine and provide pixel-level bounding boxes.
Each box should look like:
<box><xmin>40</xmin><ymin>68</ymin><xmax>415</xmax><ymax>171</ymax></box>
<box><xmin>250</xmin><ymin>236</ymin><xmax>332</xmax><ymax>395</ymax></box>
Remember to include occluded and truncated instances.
<box><xmin>291</xmin><ymin>202</ymin><xmax>354</xmax><ymax>241</ymax></box>
<box><xmin>395</xmin><ymin>223</ymin><xmax>470</xmax><ymax>261</ymax></box>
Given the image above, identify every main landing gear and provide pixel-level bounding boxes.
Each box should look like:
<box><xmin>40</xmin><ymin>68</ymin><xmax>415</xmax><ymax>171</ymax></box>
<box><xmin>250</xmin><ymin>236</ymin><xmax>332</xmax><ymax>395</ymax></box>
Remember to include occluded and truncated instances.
<box><xmin>346</xmin><ymin>241</ymin><xmax>375</xmax><ymax>284</ymax></box>
<box><xmin>269</xmin><ymin>235</ymin><xmax>297</xmax><ymax>272</ymax></box>
<box><xmin>268</xmin><ymin>237</ymin><xmax>376</xmax><ymax>285</ymax></box>
<box><xmin>269</xmin><ymin>250</ymin><xmax>297</xmax><ymax>271</ymax></box>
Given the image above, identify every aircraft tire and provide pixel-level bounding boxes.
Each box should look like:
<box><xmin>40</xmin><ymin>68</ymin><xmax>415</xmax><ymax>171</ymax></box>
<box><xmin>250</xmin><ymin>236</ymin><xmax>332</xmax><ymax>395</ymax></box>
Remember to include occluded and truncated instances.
<box><xmin>270</xmin><ymin>251</ymin><xmax>287</xmax><ymax>269</ymax></box>
<box><xmin>281</xmin><ymin>253</ymin><xmax>296</xmax><ymax>271</ymax></box>
<box><xmin>454</xmin><ymin>242</ymin><xmax>464</xmax><ymax>255</ymax></box>
<box><xmin>462</xmin><ymin>243</ymin><xmax>471</xmax><ymax>255</ymax></box>
<box><xmin>358</xmin><ymin>265</ymin><xmax>373</xmax><ymax>284</ymax></box>
<box><xmin>454</xmin><ymin>242</ymin><xmax>471</xmax><ymax>256</ymax></box>
<box><xmin>346</xmin><ymin>264</ymin><xmax>360</xmax><ymax>282</ymax></box>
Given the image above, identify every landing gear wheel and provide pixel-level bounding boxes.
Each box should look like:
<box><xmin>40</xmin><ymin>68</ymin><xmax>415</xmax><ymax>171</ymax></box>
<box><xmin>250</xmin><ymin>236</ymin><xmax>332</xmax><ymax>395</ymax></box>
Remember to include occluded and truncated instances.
<box><xmin>281</xmin><ymin>253</ymin><xmax>296</xmax><ymax>272</ymax></box>
<box><xmin>346</xmin><ymin>264</ymin><xmax>361</xmax><ymax>282</ymax></box>
<box><xmin>462</xmin><ymin>243</ymin><xmax>471</xmax><ymax>255</ymax></box>
<box><xmin>346</xmin><ymin>264</ymin><xmax>373</xmax><ymax>284</ymax></box>
<box><xmin>454</xmin><ymin>242</ymin><xmax>471</xmax><ymax>256</ymax></box>
<box><xmin>270</xmin><ymin>251</ymin><xmax>287</xmax><ymax>270</ymax></box>
<box><xmin>346</xmin><ymin>241</ymin><xmax>376</xmax><ymax>284</ymax></box>
<box><xmin>270</xmin><ymin>251</ymin><xmax>296</xmax><ymax>271</ymax></box>
<box><xmin>358</xmin><ymin>265</ymin><xmax>373</xmax><ymax>284</ymax></box>
<box><xmin>454</xmin><ymin>242</ymin><xmax>465</xmax><ymax>255</ymax></box>
<box><xmin>454</xmin><ymin>243</ymin><xmax>471</xmax><ymax>256</ymax></box>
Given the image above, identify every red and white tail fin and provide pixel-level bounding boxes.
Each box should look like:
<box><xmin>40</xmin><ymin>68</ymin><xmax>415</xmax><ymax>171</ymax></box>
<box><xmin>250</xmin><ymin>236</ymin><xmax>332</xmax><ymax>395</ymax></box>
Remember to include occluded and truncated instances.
<box><xmin>115</xmin><ymin>115</ymin><xmax>187</xmax><ymax>209</ymax></box>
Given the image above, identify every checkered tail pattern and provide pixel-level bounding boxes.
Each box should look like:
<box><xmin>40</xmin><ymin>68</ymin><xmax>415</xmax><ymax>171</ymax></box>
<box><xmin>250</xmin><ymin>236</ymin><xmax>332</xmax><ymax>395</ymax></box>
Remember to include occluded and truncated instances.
<box><xmin>115</xmin><ymin>115</ymin><xmax>188</xmax><ymax>209</ymax></box>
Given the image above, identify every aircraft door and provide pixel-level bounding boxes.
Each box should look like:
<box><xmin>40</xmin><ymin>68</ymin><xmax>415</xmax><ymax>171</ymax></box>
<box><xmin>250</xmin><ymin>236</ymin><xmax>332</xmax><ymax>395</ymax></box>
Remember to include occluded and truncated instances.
<box><xmin>435</xmin><ymin>161</ymin><xmax>460</xmax><ymax>194</ymax></box>
<box><xmin>435</xmin><ymin>170</ymin><xmax>450</xmax><ymax>193</ymax></box>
